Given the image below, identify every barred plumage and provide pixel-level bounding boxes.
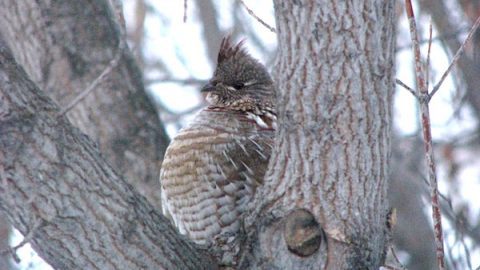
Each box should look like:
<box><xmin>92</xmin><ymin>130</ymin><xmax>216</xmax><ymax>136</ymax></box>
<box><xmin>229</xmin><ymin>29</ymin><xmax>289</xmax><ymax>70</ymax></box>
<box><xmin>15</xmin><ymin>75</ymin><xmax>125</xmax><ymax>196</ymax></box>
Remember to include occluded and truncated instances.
<box><xmin>160</xmin><ymin>37</ymin><xmax>275</xmax><ymax>244</ymax></box>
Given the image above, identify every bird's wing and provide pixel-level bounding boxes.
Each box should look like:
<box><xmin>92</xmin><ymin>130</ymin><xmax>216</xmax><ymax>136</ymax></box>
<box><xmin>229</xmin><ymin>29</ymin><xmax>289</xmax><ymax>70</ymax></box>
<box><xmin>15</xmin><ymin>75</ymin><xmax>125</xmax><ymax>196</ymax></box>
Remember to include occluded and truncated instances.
<box><xmin>160</xmin><ymin>128</ymin><xmax>273</xmax><ymax>243</ymax></box>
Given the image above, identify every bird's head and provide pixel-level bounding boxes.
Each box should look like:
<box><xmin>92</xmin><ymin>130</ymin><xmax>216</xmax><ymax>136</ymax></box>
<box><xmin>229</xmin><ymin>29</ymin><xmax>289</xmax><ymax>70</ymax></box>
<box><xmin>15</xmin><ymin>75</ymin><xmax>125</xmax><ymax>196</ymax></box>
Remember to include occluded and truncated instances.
<box><xmin>201</xmin><ymin>36</ymin><xmax>274</xmax><ymax>108</ymax></box>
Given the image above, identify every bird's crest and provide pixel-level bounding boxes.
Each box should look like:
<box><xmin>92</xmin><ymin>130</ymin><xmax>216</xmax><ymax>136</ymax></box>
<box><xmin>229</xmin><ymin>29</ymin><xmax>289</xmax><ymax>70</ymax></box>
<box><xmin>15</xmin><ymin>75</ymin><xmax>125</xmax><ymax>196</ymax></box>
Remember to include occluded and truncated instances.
<box><xmin>217</xmin><ymin>36</ymin><xmax>248</xmax><ymax>64</ymax></box>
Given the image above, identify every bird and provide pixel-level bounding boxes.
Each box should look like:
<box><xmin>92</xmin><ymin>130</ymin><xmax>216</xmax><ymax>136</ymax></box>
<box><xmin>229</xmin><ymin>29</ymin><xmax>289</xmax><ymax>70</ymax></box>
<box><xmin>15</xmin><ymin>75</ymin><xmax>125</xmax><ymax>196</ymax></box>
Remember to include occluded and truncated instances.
<box><xmin>159</xmin><ymin>36</ymin><xmax>276</xmax><ymax>245</ymax></box>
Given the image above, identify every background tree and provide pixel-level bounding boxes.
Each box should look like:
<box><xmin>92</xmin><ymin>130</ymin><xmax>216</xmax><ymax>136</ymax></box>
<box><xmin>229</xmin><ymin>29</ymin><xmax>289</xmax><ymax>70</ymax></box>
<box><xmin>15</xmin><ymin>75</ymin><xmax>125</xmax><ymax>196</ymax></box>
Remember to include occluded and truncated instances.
<box><xmin>0</xmin><ymin>0</ymin><xmax>479</xmax><ymax>269</ymax></box>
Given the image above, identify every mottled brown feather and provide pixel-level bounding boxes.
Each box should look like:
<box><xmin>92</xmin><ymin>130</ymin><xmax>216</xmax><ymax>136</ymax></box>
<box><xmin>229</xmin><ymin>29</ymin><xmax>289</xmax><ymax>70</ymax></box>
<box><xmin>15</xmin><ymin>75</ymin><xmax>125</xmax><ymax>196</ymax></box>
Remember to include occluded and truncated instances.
<box><xmin>160</xmin><ymin>37</ymin><xmax>275</xmax><ymax>244</ymax></box>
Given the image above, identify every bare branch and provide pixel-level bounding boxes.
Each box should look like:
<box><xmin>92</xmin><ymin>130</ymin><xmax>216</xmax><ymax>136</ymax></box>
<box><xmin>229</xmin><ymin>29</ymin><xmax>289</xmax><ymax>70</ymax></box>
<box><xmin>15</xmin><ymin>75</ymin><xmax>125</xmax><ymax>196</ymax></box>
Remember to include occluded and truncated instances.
<box><xmin>238</xmin><ymin>0</ymin><xmax>276</xmax><ymax>33</ymax></box>
<box><xmin>389</xmin><ymin>246</ymin><xmax>407</xmax><ymax>269</ymax></box>
<box><xmin>430</xmin><ymin>16</ymin><xmax>480</xmax><ymax>99</ymax></box>
<box><xmin>426</xmin><ymin>21</ymin><xmax>433</xmax><ymax>91</ymax></box>
<box><xmin>419</xmin><ymin>0</ymin><xmax>480</xmax><ymax>122</ymax></box>
<box><xmin>404</xmin><ymin>1</ymin><xmax>446</xmax><ymax>269</ymax></box>
<box><xmin>0</xmin><ymin>45</ymin><xmax>215</xmax><ymax>269</ymax></box>
<box><xmin>440</xmin><ymin>194</ymin><xmax>480</xmax><ymax>249</ymax></box>
<box><xmin>395</xmin><ymin>27</ymin><xmax>469</xmax><ymax>52</ymax></box>
<box><xmin>405</xmin><ymin>2</ymin><xmax>427</xmax><ymax>97</ymax></box>
<box><xmin>58</xmin><ymin>0</ymin><xmax>130</xmax><ymax>117</ymax></box>
<box><xmin>58</xmin><ymin>47</ymin><xmax>123</xmax><ymax>116</ymax></box>
<box><xmin>395</xmin><ymin>78</ymin><xmax>418</xmax><ymax>98</ymax></box>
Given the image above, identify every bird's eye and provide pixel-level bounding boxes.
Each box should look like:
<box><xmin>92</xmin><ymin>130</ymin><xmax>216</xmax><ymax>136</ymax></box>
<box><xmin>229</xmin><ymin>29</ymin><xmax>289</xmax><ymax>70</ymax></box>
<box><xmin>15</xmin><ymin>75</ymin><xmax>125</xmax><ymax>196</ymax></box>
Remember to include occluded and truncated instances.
<box><xmin>232</xmin><ymin>82</ymin><xmax>245</xmax><ymax>90</ymax></box>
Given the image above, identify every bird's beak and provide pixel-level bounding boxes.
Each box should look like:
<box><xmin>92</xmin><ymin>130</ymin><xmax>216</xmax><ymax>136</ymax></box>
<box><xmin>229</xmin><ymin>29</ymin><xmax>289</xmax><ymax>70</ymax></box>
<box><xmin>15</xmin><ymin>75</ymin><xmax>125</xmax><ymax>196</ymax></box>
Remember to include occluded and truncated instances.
<box><xmin>201</xmin><ymin>82</ymin><xmax>215</xmax><ymax>93</ymax></box>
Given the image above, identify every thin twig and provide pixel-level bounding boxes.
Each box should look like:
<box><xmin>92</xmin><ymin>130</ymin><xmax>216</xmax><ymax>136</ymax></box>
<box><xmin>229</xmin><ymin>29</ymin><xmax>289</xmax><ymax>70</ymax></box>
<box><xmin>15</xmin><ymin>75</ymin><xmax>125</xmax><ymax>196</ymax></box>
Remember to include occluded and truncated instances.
<box><xmin>238</xmin><ymin>0</ymin><xmax>276</xmax><ymax>33</ymax></box>
<box><xmin>404</xmin><ymin>1</ymin><xmax>446</xmax><ymax>269</ymax></box>
<box><xmin>58</xmin><ymin>49</ymin><xmax>123</xmax><ymax>116</ymax></box>
<box><xmin>395</xmin><ymin>78</ymin><xmax>418</xmax><ymax>98</ymax></box>
<box><xmin>389</xmin><ymin>246</ymin><xmax>406</xmax><ymax>269</ymax></box>
<box><xmin>429</xmin><ymin>16</ymin><xmax>480</xmax><ymax>100</ymax></box>
<box><xmin>426</xmin><ymin>21</ymin><xmax>433</xmax><ymax>91</ymax></box>
<box><xmin>395</xmin><ymin>27</ymin><xmax>469</xmax><ymax>52</ymax></box>
<box><xmin>183</xmin><ymin>0</ymin><xmax>188</xmax><ymax>23</ymax></box>
<box><xmin>439</xmin><ymin>194</ymin><xmax>480</xmax><ymax>249</ymax></box>
<box><xmin>460</xmin><ymin>228</ymin><xmax>473</xmax><ymax>269</ymax></box>
<box><xmin>58</xmin><ymin>0</ymin><xmax>127</xmax><ymax>117</ymax></box>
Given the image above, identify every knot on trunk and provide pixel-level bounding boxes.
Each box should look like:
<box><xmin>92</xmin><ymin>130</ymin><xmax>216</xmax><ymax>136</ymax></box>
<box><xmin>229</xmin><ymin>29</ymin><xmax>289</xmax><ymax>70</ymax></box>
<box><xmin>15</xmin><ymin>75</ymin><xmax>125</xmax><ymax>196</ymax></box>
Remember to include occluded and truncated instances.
<box><xmin>283</xmin><ymin>208</ymin><xmax>323</xmax><ymax>257</ymax></box>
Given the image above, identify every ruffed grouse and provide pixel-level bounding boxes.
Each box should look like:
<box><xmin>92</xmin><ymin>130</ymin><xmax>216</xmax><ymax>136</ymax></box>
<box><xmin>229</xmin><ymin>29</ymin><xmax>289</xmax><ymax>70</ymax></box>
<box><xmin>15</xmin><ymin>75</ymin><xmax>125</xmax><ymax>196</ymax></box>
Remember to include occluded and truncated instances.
<box><xmin>160</xmin><ymin>37</ymin><xmax>276</xmax><ymax>244</ymax></box>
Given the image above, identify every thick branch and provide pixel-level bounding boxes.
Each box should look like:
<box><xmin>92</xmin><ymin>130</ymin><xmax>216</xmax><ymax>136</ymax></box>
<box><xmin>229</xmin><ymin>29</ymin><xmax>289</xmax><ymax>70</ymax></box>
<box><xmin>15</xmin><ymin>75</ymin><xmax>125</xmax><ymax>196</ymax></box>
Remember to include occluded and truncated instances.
<box><xmin>0</xmin><ymin>43</ymin><xmax>214</xmax><ymax>270</ymax></box>
<box><xmin>0</xmin><ymin>0</ymin><xmax>169</xmax><ymax>209</ymax></box>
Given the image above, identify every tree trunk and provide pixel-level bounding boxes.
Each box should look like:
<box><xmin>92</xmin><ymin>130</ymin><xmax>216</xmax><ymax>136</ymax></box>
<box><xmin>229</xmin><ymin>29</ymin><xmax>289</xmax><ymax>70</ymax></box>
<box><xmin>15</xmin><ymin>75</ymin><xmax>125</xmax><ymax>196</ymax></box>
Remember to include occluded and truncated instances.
<box><xmin>0</xmin><ymin>43</ymin><xmax>213</xmax><ymax>269</ymax></box>
<box><xmin>0</xmin><ymin>0</ymin><xmax>169</xmax><ymax>209</ymax></box>
<box><xmin>239</xmin><ymin>1</ymin><xmax>395</xmax><ymax>269</ymax></box>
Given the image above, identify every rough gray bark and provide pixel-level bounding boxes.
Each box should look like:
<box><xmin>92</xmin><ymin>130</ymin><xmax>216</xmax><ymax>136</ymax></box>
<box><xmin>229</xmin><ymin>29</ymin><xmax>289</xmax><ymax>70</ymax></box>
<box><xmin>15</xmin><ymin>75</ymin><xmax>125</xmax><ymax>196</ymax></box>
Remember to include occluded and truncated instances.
<box><xmin>0</xmin><ymin>214</ymin><xmax>12</xmax><ymax>270</ymax></box>
<box><xmin>240</xmin><ymin>1</ymin><xmax>395</xmax><ymax>269</ymax></box>
<box><xmin>0</xmin><ymin>0</ymin><xmax>169</xmax><ymax>209</ymax></box>
<box><xmin>0</xmin><ymin>44</ymin><xmax>214</xmax><ymax>270</ymax></box>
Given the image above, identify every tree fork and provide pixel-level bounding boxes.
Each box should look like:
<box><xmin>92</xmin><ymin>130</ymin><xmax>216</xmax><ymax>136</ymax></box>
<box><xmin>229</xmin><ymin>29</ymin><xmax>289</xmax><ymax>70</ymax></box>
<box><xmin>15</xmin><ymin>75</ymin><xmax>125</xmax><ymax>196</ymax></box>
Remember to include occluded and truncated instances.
<box><xmin>0</xmin><ymin>41</ymin><xmax>215</xmax><ymax>270</ymax></box>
